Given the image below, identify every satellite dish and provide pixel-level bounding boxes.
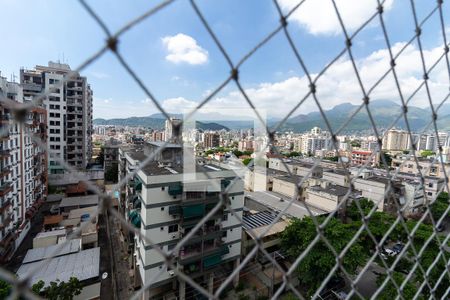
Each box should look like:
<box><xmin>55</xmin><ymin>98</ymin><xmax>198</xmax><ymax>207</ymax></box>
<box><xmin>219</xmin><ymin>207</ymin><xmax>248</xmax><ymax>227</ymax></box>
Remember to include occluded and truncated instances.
<box><xmin>102</xmin><ymin>272</ymin><xmax>108</xmax><ymax>280</ymax></box>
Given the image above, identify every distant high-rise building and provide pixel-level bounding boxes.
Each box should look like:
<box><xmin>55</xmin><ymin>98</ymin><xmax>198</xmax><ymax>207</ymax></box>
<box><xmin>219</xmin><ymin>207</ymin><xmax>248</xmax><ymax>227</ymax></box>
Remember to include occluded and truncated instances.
<box><xmin>203</xmin><ymin>132</ymin><xmax>220</xmax><ymax>149</ymax></box>
<box><xmin>382</xmin><ymin>129</ymin><xmax>410</xmax><ymax>151</ymax></box>
<box><xmin>164</xmin><ymin>117</ymin><xmax>181</xmax><ymax>143</ymax></box>
<box><xmin>0</xmin><ymin>75</ymin><xmax>48</xmax><ymax>262</ymax></box>
<box><xmin>20</xmin><ymin>61</ymin><xmax>93</xmax><ymax>173</ymax></box>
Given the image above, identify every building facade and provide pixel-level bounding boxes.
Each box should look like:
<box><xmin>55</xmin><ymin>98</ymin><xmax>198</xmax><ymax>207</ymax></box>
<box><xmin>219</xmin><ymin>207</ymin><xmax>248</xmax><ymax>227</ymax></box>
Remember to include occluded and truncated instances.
<box><xmin>0</xmin><ymin>76</ymin><xmax>48</xmax><ymax>262</ymax></box>
<box><xmin>20</xmin><ymin>61</ymin><xmax>93</xmax><ymax>173</ymax></box>
<box><xmin>120</xmin><ymin>143</ymin><xmax>243</xmax><ymax>299</ymax></box>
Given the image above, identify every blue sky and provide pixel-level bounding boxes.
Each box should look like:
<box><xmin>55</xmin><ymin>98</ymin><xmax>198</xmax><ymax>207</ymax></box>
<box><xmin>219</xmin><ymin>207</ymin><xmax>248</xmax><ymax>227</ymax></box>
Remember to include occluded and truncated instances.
<box><xmin>1</xmin><ymin>0</ymin><xmax>449</xmax><ymax>119</ymax></box>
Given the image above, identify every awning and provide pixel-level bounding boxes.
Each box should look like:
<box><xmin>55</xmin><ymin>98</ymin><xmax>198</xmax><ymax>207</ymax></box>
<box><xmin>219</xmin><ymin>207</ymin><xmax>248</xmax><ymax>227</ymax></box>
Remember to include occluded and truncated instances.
<box><xmin>168</xmin><ymin>183</ymin><xmax>183</xmax><ymax>196</ymax></box>
<box><xmin>128</xmin><ymin>210</ymin><xmax>141</xmax><ymax>228</ymax></box>
<box><xmin>203</xmin><ymin>254</ymin><xmax>222</xmax><ymax>268</ymax></box>
<box><xmin>182</xmin><ymin>204</ymin><xmax>205</xmax><ymax>219</ymax></box>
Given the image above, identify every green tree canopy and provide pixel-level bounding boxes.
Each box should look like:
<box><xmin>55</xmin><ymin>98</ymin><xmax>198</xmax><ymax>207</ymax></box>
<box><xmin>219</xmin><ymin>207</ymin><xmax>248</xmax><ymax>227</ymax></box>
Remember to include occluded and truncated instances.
<box><xmin>347</xmin><ymin>198</ymin><xmax>375</xmax><ymax>221</ymax></box>
<box><xmin>376</xmin><ymin>271</ymin><xmax>418</xmax><ymax>300</ymax></box>
<box><xmin>32</xmin><ymin>277</ymin><xmax>82</xmax><ymax>300</ymax></box>
<box><xmin>0</xmin><ymin>279</ymin><xmax>11</xmax><ymax>299</ymax></box>
<box><xmin>420</xmin><ymin>150</ymin><xmax>435</xmax><ymax>158</ymax></box>
<box><xmin>281</xmin><ymin>217</ymin><xmax>367</xmax><ymax>295</ymax></box>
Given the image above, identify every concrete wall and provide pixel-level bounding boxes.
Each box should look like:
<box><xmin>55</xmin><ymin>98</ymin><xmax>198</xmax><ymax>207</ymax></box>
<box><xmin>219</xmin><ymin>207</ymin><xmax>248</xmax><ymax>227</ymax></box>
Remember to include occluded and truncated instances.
<box><xmin>305</xmin><ymin>190</ymin><xmax>338</xmax><ymax>212</ymax></box>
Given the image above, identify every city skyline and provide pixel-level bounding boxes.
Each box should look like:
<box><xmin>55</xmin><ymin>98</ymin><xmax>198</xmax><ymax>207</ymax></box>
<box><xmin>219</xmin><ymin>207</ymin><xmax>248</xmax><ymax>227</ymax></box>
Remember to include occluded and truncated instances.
<box><xmin>1</xmin><ymin>0</ymin><xmax>449</xmax><ymax>119</ymax></box>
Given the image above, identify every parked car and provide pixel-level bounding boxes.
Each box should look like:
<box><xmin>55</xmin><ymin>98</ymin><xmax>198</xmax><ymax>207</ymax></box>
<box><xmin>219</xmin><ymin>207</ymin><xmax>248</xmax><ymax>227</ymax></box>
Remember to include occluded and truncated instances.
<box><xmin>332</xmin><ymin>290</ymin><xmax>348</xmax><ymax>300</ymax></box>
<box><xmin>392</xmin><ymin>243</ymin><xmax>404</xmax><ymax>254</ymax></box>
<box><xmin>384</xmin><ymin>248</ymin><xmax>397</xmax><ymax>257</ymax></box>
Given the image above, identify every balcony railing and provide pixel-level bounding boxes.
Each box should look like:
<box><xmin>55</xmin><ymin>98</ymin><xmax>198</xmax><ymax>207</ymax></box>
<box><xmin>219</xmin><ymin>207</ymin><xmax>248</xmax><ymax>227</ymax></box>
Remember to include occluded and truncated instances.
<box><xmin>0</xmin><ymin>183</ymin><xmax>12</xmax><ymax>196</ymax></box>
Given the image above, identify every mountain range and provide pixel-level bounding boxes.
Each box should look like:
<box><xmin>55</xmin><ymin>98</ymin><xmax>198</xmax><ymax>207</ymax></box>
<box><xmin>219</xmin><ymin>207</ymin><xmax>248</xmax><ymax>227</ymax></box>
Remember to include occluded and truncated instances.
<box><xmin>94</xmin><ymin>100</ymin><xmax>450</xmax><ymax>133</ymax></box>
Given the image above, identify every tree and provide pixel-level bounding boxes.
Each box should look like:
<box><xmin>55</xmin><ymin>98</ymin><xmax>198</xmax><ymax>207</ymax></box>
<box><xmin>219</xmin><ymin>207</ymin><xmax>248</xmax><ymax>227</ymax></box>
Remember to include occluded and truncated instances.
<box><xmin>376</xmin><ymin>271</ymin><xmax>418</xmax><ymax>300</ymax></box>
<box><xmin>323</xmin><ymin>156</ymin><xmax>339</xmax><ymax>162</ymax></box>
<box><xmin>232</xmin><ymin>149</ymin><xmax>243</xmax><ymax>157</ymax></box>
<box><xmin>287</xmin><ymin>151</ymin><xmax>301</xmax><ymax>158</ymax></box>
<box><xmin>420</xmin><ymin>150</ymin><xmax>435</xmax><ymax>158</ymax></box>
<box><xmin>32</xmin><ymin>277</ymin><xmax>82</xmax><ymax>300</ymax></box>
<box><xmin>242</xmin><ymin>158</ymin><xmax>252</xmax><ymax>166</ymax></box>
<box><xmin>430</xmin><ymin>192</ymin><xmax>449</xmax><ymax>221</ymax></box>
<box><xmin>350</xmin><ymin>140</ymin><xmax>361</xmax><ymax>147</ymax></box>
<box><xmin>281</xmin><ymin>217</ymin><xmax>367</xmax><ymax>295</ymax></box>
<box><xmin>0</xmin><ymin>279</ymin><xmax>11</xmax><ymax>299</ymax></box>
<box><xmin>347</xmin><ymin>198</ymin><xmax>375</xmax><ymax>221</ymax></box>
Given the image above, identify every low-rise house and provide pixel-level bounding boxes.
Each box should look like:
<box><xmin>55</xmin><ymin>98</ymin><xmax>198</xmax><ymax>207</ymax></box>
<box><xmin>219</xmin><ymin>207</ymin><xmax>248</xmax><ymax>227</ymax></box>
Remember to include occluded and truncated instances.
<box><xmin>305</xmin><ymin>182</ymin><xmax>360</xmax><ymax>213</ymax></box>
<box><xmin>17</xmin><ymin>247</ymin><xmax>101</xmax><ymax>300</ymax></box>
<box><xmin>58</xmin><ymin>195</ymin><xmax>99</xmax><ymax>214</ymax></box>
<box><xmin>245</xmin><ymin>191</ymin><xmax>327</xmax><ymax>219</ymax></box>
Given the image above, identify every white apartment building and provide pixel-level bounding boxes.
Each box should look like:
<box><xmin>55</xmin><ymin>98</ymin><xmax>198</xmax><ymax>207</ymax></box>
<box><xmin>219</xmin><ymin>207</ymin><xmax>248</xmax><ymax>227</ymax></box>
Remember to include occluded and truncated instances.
<box><xmin>382</xmin><ymin>129</ymin><xmax>411</xmax><ymax>151</ymax></box>
<box><xmin>0</xmin><ymin>76</ymin><xmax>48</xmax><ymax>263</ymax></box>
<box><xmin>120</xmin><ymin>142</ymin><xmax>243</xmax><ymax>299</ymax></box>
<box><xmin>20</xmin><ymin>61</ymin><xmax>93</xmax><ymax>173</ymax></box>
<box><xmin>296</xmin><ymin>127</ymin><xmax>331</xmax><ymax>155</ymax></box>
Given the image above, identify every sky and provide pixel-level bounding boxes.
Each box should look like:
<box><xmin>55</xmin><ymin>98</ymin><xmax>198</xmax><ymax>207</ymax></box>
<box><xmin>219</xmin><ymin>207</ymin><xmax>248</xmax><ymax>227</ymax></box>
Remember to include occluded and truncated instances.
<box><xmin>0</xmin><ymin>0</ymin><xmax>449</xmax><ymax>120</ymax></box>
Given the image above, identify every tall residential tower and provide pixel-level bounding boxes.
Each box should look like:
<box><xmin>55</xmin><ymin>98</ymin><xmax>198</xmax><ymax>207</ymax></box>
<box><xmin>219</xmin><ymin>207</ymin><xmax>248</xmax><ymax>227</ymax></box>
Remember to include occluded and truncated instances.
<box><xmin>20</xmin><ymin>61</ymin><xmax>93</xmax><ymax>173</ymax></box>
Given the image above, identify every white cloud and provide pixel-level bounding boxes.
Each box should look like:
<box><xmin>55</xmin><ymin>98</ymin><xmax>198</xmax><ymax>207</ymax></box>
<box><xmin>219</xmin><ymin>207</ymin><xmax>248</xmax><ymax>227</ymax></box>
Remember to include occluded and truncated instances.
<box><xmin>162</xmin><ymin>33</ymin><xmax>208</xmax><ymax>65</ymax></box>
<box><xmin>279</xmin><ymin>0</ymin><xmax>394</xmax><ymax>35</ymax></box>
<box><xmin>159</xmin><ymin>42</ymin><xmax>449</xmax><ymax>119</ymax></box>
<box><xmin>89</xmin><ymin>71</ymin><xmax>110</xmax><ymax>79</ymax></box>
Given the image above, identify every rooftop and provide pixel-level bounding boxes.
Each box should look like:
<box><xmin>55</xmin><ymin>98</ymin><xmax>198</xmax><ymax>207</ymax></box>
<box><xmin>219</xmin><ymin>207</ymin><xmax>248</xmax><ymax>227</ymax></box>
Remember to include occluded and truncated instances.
<box><xmin>274</xmin><ymin>174</ymin><xmax>304</xmax><ymax>184</ymax></box>
<box><xmin>17</xmin><ymin>247</ymin><xmax>100</xmax><ymax>287</ymax></box>
<box><xmin>140</xmin><ymin>161</ymin><xmax>229</xmax><ymax>176</ymax></box>
<box><xmin>308</xmin><ymin>184</ymin><xmax>349</xmax><ymax>197</ymax></box>
<box><xmin>22</xmin><ymin>239</ymin><xmax>81</xmax><ymax>264</ymax></box>
<box><xmin>245</xmin><ymin>191</ymin><xmax>327</xmax><ymax>219</ymax></box>
<box><xmin>59</xmin><ymin>195</ymin><xmax>99</xmax><ymax>208</ymax></box>
<box><xmin>243</xmin><ymin>211</ymin><xmax>289</xmax><ymax>238</ymax></box>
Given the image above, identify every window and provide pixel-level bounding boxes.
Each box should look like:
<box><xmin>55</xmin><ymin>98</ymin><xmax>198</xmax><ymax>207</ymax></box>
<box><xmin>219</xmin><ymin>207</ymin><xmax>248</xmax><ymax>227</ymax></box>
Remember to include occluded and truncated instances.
<box><xmin>161</xmin><ymin>207</ymin><xmax>164</xmax><ymax>211</ymax></box>
<box><xmin>428</xmin><ymin>183</ymin><xmax>433</xmax><ymax>188</ymax></box>
<box><xmin>160</xmin><ymin>227</ymin><xmax>164</xmax><ymax>231</ymax></box>
<box><xmin>168</xmin><ymin>224</ymin><xmax>178</xmax><ymax>233</ymax></box>
<box><xmin>223</xmin><ymin>213</ymin><xmax>228</xmax><ymax>221</ymax></box>
<box><xmin>161</xmin><ymin>186</ymin><xmax>165</xmax><ymax>191</ymax></box>
<box><xmin>428</xmin><ymin>192</ymin><xmax>433</xmax><ymax>196</ymax></box>
<box><xmin>222</xmin><ymin>231</ymin><xmax>227</xmax><ymax>238</ymax></box>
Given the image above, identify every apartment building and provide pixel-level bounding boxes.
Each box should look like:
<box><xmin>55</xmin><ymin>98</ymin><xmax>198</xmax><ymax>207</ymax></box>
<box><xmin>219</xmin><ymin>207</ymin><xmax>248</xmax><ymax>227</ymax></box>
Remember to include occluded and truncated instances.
<box><xmin>203</xmin><ymin>132</ymin><xmax>220</xmax><ymax>149</ymax></box>
<box><xmin>120</xmin><ymin>142</ymin><xmax>243</xmax><ymax>299</ymax></box>
<box><xmin>382</xmin><ymin>128</ymin><xmax>411</xmax><ymax>151</ymax></box>
<box><xmin>268</xmin><ymin>157</ymin><xmax>323</xmax><ymax>178</ymax></box>
<box><xmin>0</xmin><ymin>76</ymin><xmax>48</xmax><ymax>262</ymax></box>
<box><xmin>20</xmin><ymin>61</ymin><xmax>93</xmax><ymax>173</ymax></box>
<box><xmin>351</xmin><ymin>150</ymin><xmax>379</xmax><ymax>167</ymax></box>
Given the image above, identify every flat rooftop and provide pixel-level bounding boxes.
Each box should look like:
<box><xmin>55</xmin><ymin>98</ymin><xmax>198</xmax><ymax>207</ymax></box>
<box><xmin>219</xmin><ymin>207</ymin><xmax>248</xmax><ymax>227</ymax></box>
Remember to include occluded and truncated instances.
<box><xmin>245</xmin><ymin>191</ymin><xmax>327</xmax><ymax>219</ymax></box>
<box><xmin>17</xmin><ymin>247</ymin><xmax>100</xmax><ymax>287</ymax></box>
<box><xmin>274</xmin><ymin>174</ymin><xmax>304</xmax><ymax>184</ymax></box>
<box><xmin>59</xmin><ymin>195</ymin><xmax>99</xmax><ymax>208</ymax></box>
<box><xmin>308</xmin><ymin>184</ymin><xmax>349</xmax><ymax>196</ymax></box>
<box><xmin>22</xmin><ymin>239</ymin><xmax>81</xmax><ymax>264</ymax></box>
<box><xmin>140</xmin><ymin>161</ymin><xmax>229</xmax><ymax>176</ymax></box>
<box><xmin>243</xmin><ymin>211</ymin><xmax>289</xmax><ymax>238</ymax></box>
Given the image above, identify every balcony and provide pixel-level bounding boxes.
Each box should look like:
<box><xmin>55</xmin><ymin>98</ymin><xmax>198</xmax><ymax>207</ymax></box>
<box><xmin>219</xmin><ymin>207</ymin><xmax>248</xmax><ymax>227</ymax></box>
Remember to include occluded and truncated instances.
<box><xmin>179</xmin><ymin>241</ymin><xmax>228</xmax><ymax>265</ymax></box>
<box><xmin>0</xmin><ymin>115</ymin><xmax>10</xmax><ymax>123</ymax></box>
<box><xmin>0</xmin><ymin>198</ymin><xmax>11</xmax><ymax>213</ymax></box>
<box><xmin>0</xmin><ymin>183</ymin><xmax>12</xmax><ymax>196</ymax></box>
<box><xmin>0</xmin><ymin>167</ymin><xmax>11</xmax><ymax>178</ymax></box>
<box><xmin>0</xmin><ymin>150</ymin><xmax>10</xmax><ymax>158</ymax></box>
<box><xmin>0</xmin><ymin>213</ymin><xmax>12</xmax><ymax>229</ymax></box>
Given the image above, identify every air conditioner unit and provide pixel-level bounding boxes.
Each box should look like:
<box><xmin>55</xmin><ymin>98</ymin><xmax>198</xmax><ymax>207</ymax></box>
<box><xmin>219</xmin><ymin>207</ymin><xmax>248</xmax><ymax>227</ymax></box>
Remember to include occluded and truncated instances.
<box><xmin>168</xmin><ymin>270</ymin><xmax>175</xmax><ymax>277</ymax></box>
